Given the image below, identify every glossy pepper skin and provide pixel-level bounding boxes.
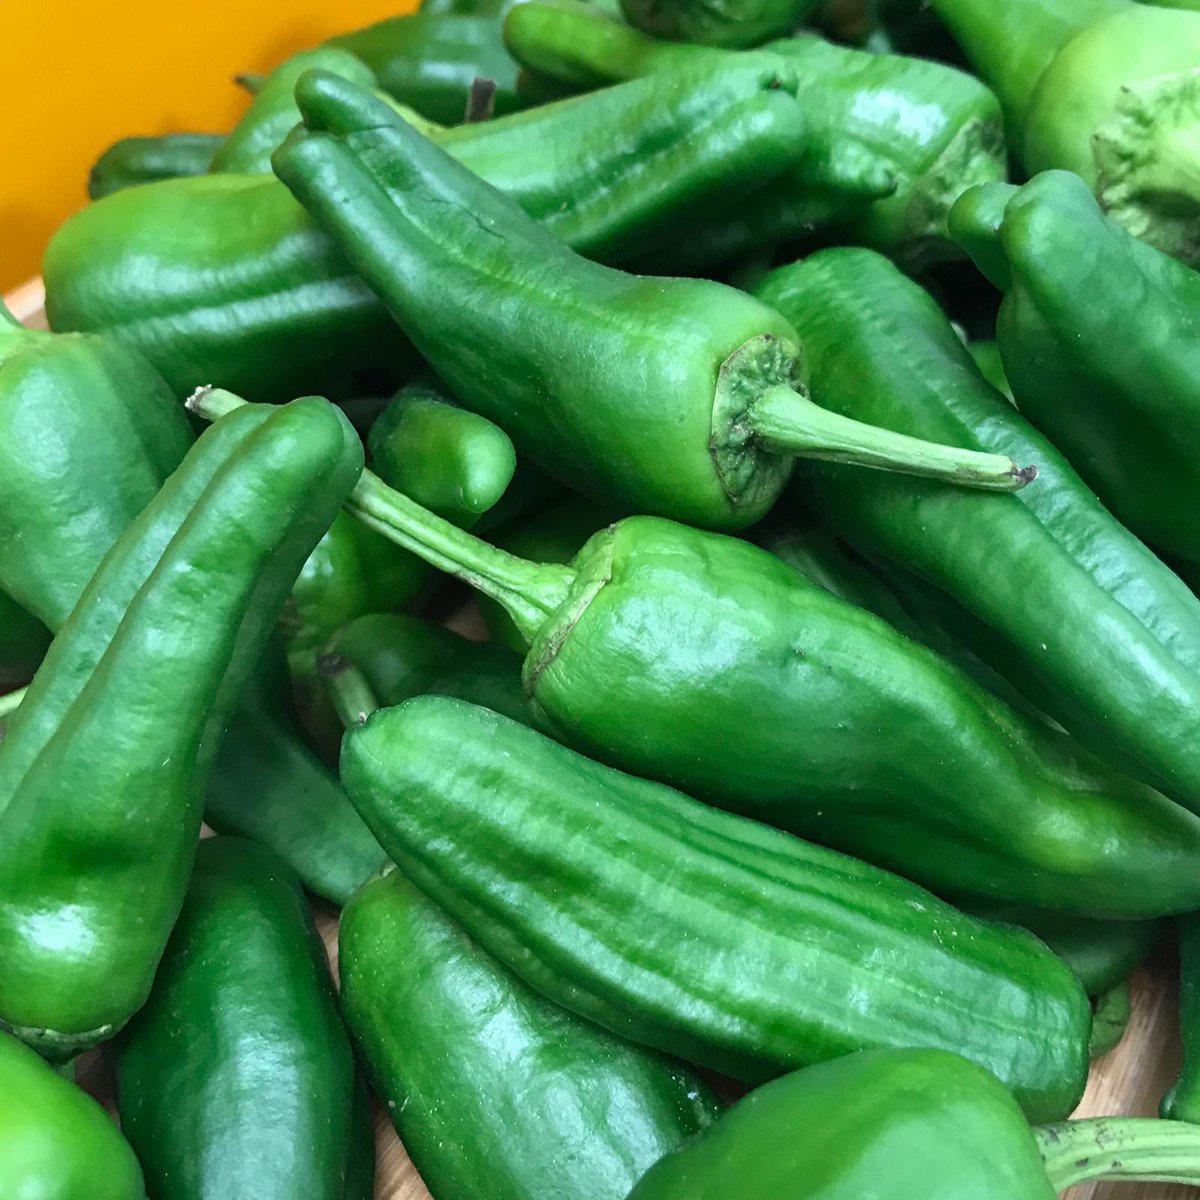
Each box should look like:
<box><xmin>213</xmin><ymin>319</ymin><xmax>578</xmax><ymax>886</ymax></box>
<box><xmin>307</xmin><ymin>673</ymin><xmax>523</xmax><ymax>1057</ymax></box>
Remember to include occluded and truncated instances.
<box><xmin>0</xmin><ymin>1029</ymin><xmax>145</xmax><ymax>1199</ymax></box>
<box><xmin>46</xmin><ymin>62</ymin><xmax>807</xmax><ymax>402</ymax></box>
<box><xmin>619</xmin><ymin>0</ymin><xmax>819</xmax><ymax>46</ymax></box>
<box><xmin>340</xmin><ymin>696</ymin><xmax>1090</xmax><ymax>1122</ymax></box>
<box><xmin>952</xmin><ymin>171</ymin><xmax>1200</xmax><ymax>566</ymax></box>
<box><xmin>928</xmin><ymin>0</ymin><xmax>1200</xmax><ymax>263</ymax></box>
<box><xmin>503</xmin><ymin>1</ymin><xmax>1007</xmax><ymax>267</ymax></box>
<box><xmin>88</xmin><ymin>132</ymin><xmax>222</xmax><ymax>199</ymax></box>
<box><xmin>755</xmin><ymin>247</ymin><xmax>1200</xmax><ymax>816</ymax></box>
<box><xmin>0</xmin><ymin>302</ymin><xmax>193</xmax><ymax>628</ymax></box>
<box><xmin>118</xmin><ymin>837</ymin><xmax>366</xmax><ymax>1199</ymax></box>
<box><xmin>0</xmin><ymin>399</ymin><xmax>362</xmax><ymax>1058</ymax></box>
<box><xmin>278</xmin><ymin>72</ymin><xmax>1029</xmax><ymax>531</ymax></box>
<box><xmin>340</xmin><ymin>866</ymin><xmax>721</xmax><ymax>1200</ymax></box>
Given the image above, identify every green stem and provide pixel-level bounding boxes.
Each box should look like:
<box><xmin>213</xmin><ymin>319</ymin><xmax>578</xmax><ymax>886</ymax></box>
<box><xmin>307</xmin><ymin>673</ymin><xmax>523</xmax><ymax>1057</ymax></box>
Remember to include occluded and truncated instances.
<box><xmin>186</xmin><ymin>388</ymin><xmax>575</xmax><ymax>645</ymax></box>
<box><xmin>1036</xmin><ymin>1118</ymin><xmax>1200</xmax><ymax>1189</ymax></box>
<box><xmin>0</xmin><ymin>685</ymin><xmax>27</xmax><ymax>721</ymax></box>
<box><xmin>748</xmin><ymin>386</ymin><xmax>1037</xmax><ymax>491</ymax></box>
<box><xmin>319</xmin><ymin>653</ymin><xmax>382</xmax><ymax>729</ymax></box>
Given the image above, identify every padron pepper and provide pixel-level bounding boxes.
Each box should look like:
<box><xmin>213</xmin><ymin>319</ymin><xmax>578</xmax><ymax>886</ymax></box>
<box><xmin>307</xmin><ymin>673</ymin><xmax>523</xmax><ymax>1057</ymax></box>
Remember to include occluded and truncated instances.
<box><xmin>88</xmin><ymin>132</ymin><xmax>222</xmax><ymax>199</ymax></box>
<box><xmin>334</xmin><ymin>694</ymin><xmax>1090</xmax><ymax>1121</ymax></box>
<box><xmin>117</xmin><ymin>837</ymin><xmax>369</xmax><ymax>1199</ymax></box>
<box><xmin>951</xmin><ymin>170</ymin><xmax>1200</xmax><ymax>567</ymax></box>
<box><xmin>0</xmin><ymin>398</ymin><xmax>361</xmax><ymax>1057</ymax></box>
<box><xmin>926</xmin><ymin>0</ymin><xmax>1200</xmax><ymax>263</ymax></box>
<box><xmin>340</xmin><ymin>863</ymin><xmax>721</xmax><ymax>1200</ymax></box>
<box><xmin>276</xmin><ymin>70</ymin><xmax>1030</xmax><ymax>533</ymax></box>
<box><xmin>627</xmin><ymin>1047</ymin><xmax>1200</xmax><ymax>1198</ymax></box>
<box><xmin>194</xmin><ymin>388</ymin><xmax>1200</xmax><ymax>920</ymax></box>
<box><xmin>754</xmin><ymin>247</ymin><xmax>1200</xmax><ymax>816</ymax></box>
<box><xmin>45</xmin><ymin>58</ymin><xmax>808</xmax><ymax>400</ymax></box>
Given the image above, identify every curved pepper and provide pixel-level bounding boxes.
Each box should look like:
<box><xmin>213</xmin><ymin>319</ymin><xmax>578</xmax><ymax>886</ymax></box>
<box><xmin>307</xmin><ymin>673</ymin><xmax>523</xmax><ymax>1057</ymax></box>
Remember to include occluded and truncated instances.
<box><xmin>503</xmin><ymin>1</ymin><xmax>1007</xmax><ymax>266</ymax></box>
<box><xmin>117</xmin><ymin>836</ymin><xmax>367</xmax><ymax>1198</ymax></box>
<box><xmin>341</xmin><ymin>865</ymin><xmax>721</xmax><ymax>1200</ymax></box>
<box><xmin>951</xmin><ymin>171</ymin><xmax>1200</xmax><ymax>566</ymax></box>
<box><xmin>46</xmin><ymin>60</ymin><xmax>810</xmax><ymax>401</ymax></box>
<box><xmin>0</xmin><ymin>1028</ymin><xmax>144</xmax><ymax>1198</ymax></box>
<box><xmin>928</xmin><ymin>0</ymin><xmax>1200</xmax><ymax>263</ymax></box>
<box><xmin>337</xmin><ymin>694</ymin><xmax>1090</xmax><ymax>1121</ymax></box>
<box><xmin>0</xmin><ymin>398</ymin><xmax>362</xmax><ymax>1058</ymax></box>
<box><xmin>277</xmin><ymin>71</ymin><xmax>1029</xmax><ymax>533</ymax></box>
<box><xmin>619</xmin><ymin>0</ymin><xmax>819</xmax><ymax>46</ymax></box>
<box><xmin>88</xmin><ymin>132</ymin><xmax>222</xmax><ymax>199</ymax></box>
<box><xmin>754</xmin><ymin>247</ymin><xmax>1200</xmax><ymax>816</ymax></box>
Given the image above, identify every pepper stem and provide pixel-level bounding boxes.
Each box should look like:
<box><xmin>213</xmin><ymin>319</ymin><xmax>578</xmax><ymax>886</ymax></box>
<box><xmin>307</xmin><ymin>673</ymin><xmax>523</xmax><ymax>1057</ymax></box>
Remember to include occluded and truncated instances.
<box><xmin>748</xmin><ymin>386</ymin><xmax>1037</xmax><ymax>492</ymax></box>
<box><xmin>0</xmin><ymin>685</ymin><xmax>26</xmax><ymax>722</ymax></box>
<box><xmin>186</xmin><ymin>387</ymin><xmax>575</xmax><ymax>644</ymax></box>
<box><xmin>319</xmin><ymin>653</ymin><xmax>381</xmax><ymax>729</ymax></box>
<box><xmin>1036</xmin><ymin>1118</ymin><xmax>1200</xmax><ymax>1189</ymax></box>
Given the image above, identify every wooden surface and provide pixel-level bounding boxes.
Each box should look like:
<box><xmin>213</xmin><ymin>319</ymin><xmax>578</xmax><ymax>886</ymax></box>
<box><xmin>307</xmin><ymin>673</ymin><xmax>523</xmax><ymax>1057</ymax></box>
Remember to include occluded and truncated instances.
<box><xmin>10</xmin><ymin>278</ymin><xmax>1198</xmax><ymax>1197</ymax></box>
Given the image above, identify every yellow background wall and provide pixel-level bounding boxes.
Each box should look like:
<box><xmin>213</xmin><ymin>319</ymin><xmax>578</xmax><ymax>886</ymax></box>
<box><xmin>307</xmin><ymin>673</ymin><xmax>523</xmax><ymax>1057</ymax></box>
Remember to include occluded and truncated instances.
<box><xmin>2</xmin><ymin>0</ymin><xmax>417</xmax><ymax>289</ymax></box>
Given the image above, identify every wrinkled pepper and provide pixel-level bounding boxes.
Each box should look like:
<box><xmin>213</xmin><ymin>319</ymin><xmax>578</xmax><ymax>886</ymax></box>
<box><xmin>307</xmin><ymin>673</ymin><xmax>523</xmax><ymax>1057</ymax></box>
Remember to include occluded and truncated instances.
<box><xmin>336</xmin><ymin>694</ymin><xmax>1090</xmax><ymax>1121</ymax></box>
<box><xmin>277</xmin><ymin>71</ymin><xmax>1029</xmax><ymax>533</ymax></box>
<box><xmin>0</xmin><ymin>397</ymin><xmax>361</xmax><ymax>1058</ymax></box>
<box><xmin>340</xmin><ymin>865</ymin><xmax>721</xmax><ymax>1200</ymax></box>
<box><xmin>46</xmin><ymin>58</ymin><xmax>809</xmax><ymax>400</ymax></box>
<box><xmin>503</xmin><ymin>1</ymin><xmax>1007</xmax><ymax>266</ymax></box>
<box><xmin>754</xmin><ymin>247</ymin><xmax>1200</xmax><ymax>817</ymax></box>
<box><xmin>0</xmin><ymin>1028</ymin><xmax>144</xmax><ymax>1198</ymax></box>
<box><xmin>117</xmin><ymin>837</ymin><xmax>368</xmax><ymax>1199</ymax></box>
<box><xmin>628</xmin><ymin>1048</ymin><xmax>1200</xmax><ymax>1198</ymax></box>
<box><xmin>927</xmin><ymin>0</ymin><xmax>1200</xmax><ymax>263</ymax></box>
<box><xmin>618</xmin><ymin>0</ymin><xmax>820</xmax><ymax>46</ymax></box>
<box><xmin>952</xmin><ymin>171</ymin><xmax>1200</xmax><ymax>567</ymax></box>
<box><xmin>88</xmin><ymin>132</ymin><xmax>222</xmax><ymax>199</ymax></box>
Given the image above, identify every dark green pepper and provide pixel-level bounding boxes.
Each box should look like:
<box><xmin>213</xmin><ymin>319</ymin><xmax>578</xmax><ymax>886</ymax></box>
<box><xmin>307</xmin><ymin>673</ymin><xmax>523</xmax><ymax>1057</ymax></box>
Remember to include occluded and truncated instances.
<box><xmin>117</xmin><ymin>837</ymin><xmax>367</xmax><ymax>1198</ymax></box>
<box><xmin>0</xmin><ymin>398</ymin><xmax>362</xmax><ymax>1058</ymax></box>
<box><xmin>618</xmin><ymin>0</ymin><xmax>820</xmax><ymax>46</ymax></box>
<box><xmin>0</xmin><ymin>1028</ymin><xmax>144</xmax><ymax>1198</ymax></box>
<box><xmin>754</xmin><ymin>247</ymin><xmax>1200</xmax><ymax>816</ymax></box>
<box><xmin>341</xmin><ymin>865</ymin><xmax>721</xmax><ymax>1200</ymax></box>
<box><xmin>927</xmin><ymin>0</ymin><xmax>1200</xmax><ymax>263</ymax></box>
<box><xmin>46</xmin><ymin>59</ymin><xmax>811</xmax><ymax>400</ymax></box>
<box><xmin>88</xmin><ymin>132</ymin><xmax>222</xmax><ymax>199</ymax></box>
<box><xmin>337</xmin><ymin>694</ymin><xmax>1090</xmax><ymax>1121</ymax></box>
<box><xmin>1163</xmin><ymin>914</ymin><xmax>1200</xmax><ymax>1120</ymax></box>
<box><xmin>952</xmin><ymin>171</ymin><xmax>1200</xmax><ymax>566</ymax></box>
<box><xmin>503</xmin><ymin>1</ymin><xmax>1007</xmax><ymax>266</ymax></box>
<box><xmin>276</xmin><ymin>71</ymin><xmax>1029</xmax><ymax>533</ymax></box>
<box><xmin>0</xmin><ymin>592</ymin><xmax>50</xmax><ymax>692</ymax></box>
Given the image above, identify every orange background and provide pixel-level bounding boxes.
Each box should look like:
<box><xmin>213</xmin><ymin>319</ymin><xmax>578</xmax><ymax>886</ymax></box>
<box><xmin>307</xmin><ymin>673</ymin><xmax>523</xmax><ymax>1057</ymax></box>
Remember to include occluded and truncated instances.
<box><xmin>2</xmin><ymin>0</ymin><xmax>418</xmax><ymax>289</ymax></box>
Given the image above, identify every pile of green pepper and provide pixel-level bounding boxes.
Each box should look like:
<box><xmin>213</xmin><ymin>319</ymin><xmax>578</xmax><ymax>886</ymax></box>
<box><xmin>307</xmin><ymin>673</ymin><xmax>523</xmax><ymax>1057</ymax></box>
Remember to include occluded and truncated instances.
<box><xmin>9</xmin><ymin>0</ymin><xmax>1200</xmax><ymax>1194</ymax></box>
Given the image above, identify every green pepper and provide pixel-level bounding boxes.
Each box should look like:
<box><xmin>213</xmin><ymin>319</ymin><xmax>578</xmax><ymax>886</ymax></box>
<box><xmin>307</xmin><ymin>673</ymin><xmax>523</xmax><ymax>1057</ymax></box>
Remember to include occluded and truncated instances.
<box><xmin>0</xmin><ymin>301</ymin><xmax>193</xmax><ymax>629</ymax></box>
<box><xmin>1163</xmin><ymin>914</ymin><xmax>1200</xmax><ymax>1121</ymax></box>
<box><xmin>0</xmin><ymin>397</ymin><xmax>362</xmax><ymax>1058</ymax></box>
<box><xmin>503</xmin><ymin>1</ymin><xmax>1007</xmax><ymax>266</ymax></box>
<box><xmin>0</xmin><ymin>1028</ymin><xmax>144</xmax><ymax>1198</ymax></box>
<box><xmin>193</xmin><ymin>387</ymin><xmax>1200</xmax><ymax>920</ymax></box>
<box><xmin>627</xmin><ymin>1047</ymin><xmax>1200</xmax><ymax>1198</ymax></box>
<box><xmin>88</xmin><ymin>132</ymin><xmax>223</xmax><ymax>199</ymax></box>
<box><xmin>951</xmin><ymin>171</ymin><xmax>1200</xmax><ymax>566</ymax></box>
<box><xmin>277</xmin><ymin>71</ymin><xmax>1029</xmax><ymax>533</ymax></box>
<box><xmin>117</xmin><ymin>837</ymin><xmax>367</xmax><ymax>1198</ymax></box>
<box><xmin>336</xmin><ymin>694</ymin><xmax>1089</xmax><ymax>1120</ymax></box>
<box><xmin>754</xmin><ymin>247</ymin><xmax>1200</xmax><ymax>816</ymax></box>
<box><xmin>928</xmin><ymin>0</ymin><xmax>1200</xmax><ymax>263</ymax></box>
<box><xmin>0</xmin><ymin>592</ymin><xmax>50</xmax><ymax>691</ymax></box>
<box><xmin>46</xmin><ymin>60</ymin><xmax>810</xmax><ymax>401</ymax></box>
<box><xmin>341</xmin><ymin>865</ymin><xmax>721</xmax><ymax>1200</ymax></box>
<box><xmin>618</xmin><ymin>0</ymin><xmax>820</xmax><ymax>46</ymax></box>
<box><xmin>967</xmin><ymin>338</ymin><xmax>1012</xmax><ymax>401</ymax></box>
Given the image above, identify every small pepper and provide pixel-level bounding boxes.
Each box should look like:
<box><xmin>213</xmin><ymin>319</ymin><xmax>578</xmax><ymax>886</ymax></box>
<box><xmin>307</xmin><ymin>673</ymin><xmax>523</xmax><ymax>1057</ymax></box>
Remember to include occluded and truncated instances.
<box><xmin>88</xmin><ymin>132</ymin><xmax>222</xmax><ymax>199</ymax></box>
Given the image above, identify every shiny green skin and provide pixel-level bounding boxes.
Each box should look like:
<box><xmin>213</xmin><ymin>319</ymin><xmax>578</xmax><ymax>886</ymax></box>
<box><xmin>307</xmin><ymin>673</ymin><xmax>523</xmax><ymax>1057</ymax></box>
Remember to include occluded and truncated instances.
<box><xmin>46</xmin><ymin>64</ymin><xmax>802</xmax><ymax>401</ymax></box>
<box><xmin>503</xmin><ymin>2</ymin><xmax>1006</xmax><ymax>266</ymax></box>
<box><xmin>619</xmin><ymin>0</ymin><xmax>819</xmax><ymax>46</ymax></box>
<box><xmin>117</xmin><ymin>837</ymin><xmax>363</xmax><ymax>1199</ymax></box>
<box><xmin>341</xmin><ymin>696</ymin><xmax>1091</xmax><ymax>1121</ymax></box>
<box><xmin>627</xmin><ymin>1049</ymin><xmax>1057</xmax><ymax>1200</ymax></box>
<box><xmin>211</xmin><ymin>48</ymin><xmax>379</xmax><ymax>174</ymax></box>
<box><xmin>0</xmin><ymin>311</ymin><xmax>193</xmax><ymax>628</ymax></box>
<box><xmin>1163</xmin><ymin>915</ymin><xmax>1200</xmax><ymax>1120</ymax></box>
<box><xmin>755</xmin><ymin>247</ymin><xmax>1200</xmax><ymax>814</ymax></box>
<box><xmin>88</xmin><ymin>132</ymin><xmax>222</xmax><ymax>199</ymax></box>
<box><xmin>205</xmin><ymin>638</ymin><xmax>386</xmax><ymax>906</ymax></box>
<box><xmin>952</xmin><ymin>172</ymin><xmax>1200</xmax><ymax>565</ymax></box>
<box><xmin>0</xmin><ymin>592</ymin><xmax>50</xmax><ymax>691</ymax></box>
<box><xmin>340</xmin><ymin>867</ymin><xmax>721</xmax><ymax>1200</ymax></box>
<box><xmin>278</xmin><ymin>70</ymin><xmax>806</xmax><ymax>530</ymax></box>
<box><xmin>0</xmin><ymin>399</ymin><xmax>362</xmax><ymax>1058</ymax></box>
<box><xmin>968</xmin><ymin>339</ymin><xmax>1013</xmax><ymax>400</ymax></box>
<box><xmin>0</xmin><ymin>1029</ymin><xmax>144</xmax><ymax>1199</ymax></box>
<box><xmin>520</xmin><ymin>515</ymin><xmax>1200</xmax><ymax>917</ymax></box>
